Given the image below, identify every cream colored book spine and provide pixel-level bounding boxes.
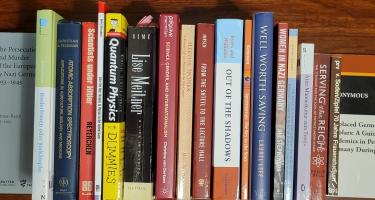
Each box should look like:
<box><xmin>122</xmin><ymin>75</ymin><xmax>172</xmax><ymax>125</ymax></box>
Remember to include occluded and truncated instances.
<box><xmin>176</xmin><ymin>24</ymin><xmax>195</xmax><ymax>200</ymax></box>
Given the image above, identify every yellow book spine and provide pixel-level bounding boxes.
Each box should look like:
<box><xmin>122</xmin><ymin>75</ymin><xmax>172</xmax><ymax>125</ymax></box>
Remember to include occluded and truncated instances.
<box><xmin>103</xmin><ymin>122</ymin><xmax>125</xmax><ymax>200</ymax></box>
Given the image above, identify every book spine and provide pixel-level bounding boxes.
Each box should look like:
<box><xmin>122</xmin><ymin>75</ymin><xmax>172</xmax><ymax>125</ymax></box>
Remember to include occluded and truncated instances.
<box><xmin>241</xmin><ymin>19</ymin><xmax>252</xmax><ymax>200</ymax></box>
<box><xmin>32</xmin><ymin>9</ymin><xmax>63</xmax><ymax>200</ymax></box>
<box><xmin>273</xmin><ymin>22</ymin><xmax>289</xmax><ymax>200</ymax></box>
<box><xmin>327</xmin><ymin>56</ymin><xmax>342</xmax><ymax>196</ymax></box>
<box><xmin>79</xmin><ymin>22</ymin><xmax>97</xmax><ymax>200</ymax></box>
<box><xmin>295</xmin><ymin>43</ymin><xmax>314</xmax><ymax>200</ymax></box>
<box><xmin>176</xmin><ymin>24</ymin><xmax>195</xmax><ymax>200</ymax></box>
<box><xmin>310</xmin><ymin>54</ymin><xmax>330</xmax><ymax>200</ymax></box>
<box><xmin>102</xmin><ymin>13</ymin><xmax>128</xmax><ymax>200</ymax></box>
<box><xmin>251</xmin><ymin>12</ymin><xmax>274</xmax><ymax>200</ymax></box>
<box><xmin>155</xmin><ymin>14</ymin><xmax>180</xmax><ymax>199</ymax></box>
<box><xmin>192</xmin><ymin>23</ymin><xmax>214</xmax><ymax>200</ymax></box>
<box><xmin>212</xmin><ymin>19</ymin><xmax>243</xmax><ymax>200</ymax></box>
<box><xmin>283</xmin><ymin>29</ymin><xmax>298</xmax><ymax>200</ymax></box>
<box><xmin>124</xmin><ymin>26</ymin><xmax>157</xmax><ymax>200</ymax></box>
<box><xmin>53</xmin><ymin>21</ymin><xmax>82</xmax><ymax>200</ymax></box>
<box><xmin>95</xmin><ymin>2</ymin><xmax>109</xmax><ymax>200</ymax></box>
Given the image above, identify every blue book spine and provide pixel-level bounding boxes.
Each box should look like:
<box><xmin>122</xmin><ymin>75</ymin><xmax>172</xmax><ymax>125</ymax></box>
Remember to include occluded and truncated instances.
<box><xmin>54</xmin><ymin>21</ymin><xmax>82</xmax><ymax>200</ymax></box>
<box><xmin>251</xmin><ymin>12</ymin><xmax>274</xmax><ymax>200</ymax></box>
<box><xmin>284</xmin><ymin>29</ymin><xmax>298</xmax><ymax>200</ymax></box>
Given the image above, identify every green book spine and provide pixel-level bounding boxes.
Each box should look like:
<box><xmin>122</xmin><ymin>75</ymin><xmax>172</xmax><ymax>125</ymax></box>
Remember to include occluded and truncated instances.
<box><xmin>32</xmin><ymin>9</ymin><xmax>63</xmax><ymax>200</ymax></box>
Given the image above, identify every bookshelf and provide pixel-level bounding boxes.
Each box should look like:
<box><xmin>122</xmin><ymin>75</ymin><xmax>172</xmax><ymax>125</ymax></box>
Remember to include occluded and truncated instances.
<box><xmin>0</xmin><ymin>0</ymin><xmax>374</xmax><ymax>199</ymax></box>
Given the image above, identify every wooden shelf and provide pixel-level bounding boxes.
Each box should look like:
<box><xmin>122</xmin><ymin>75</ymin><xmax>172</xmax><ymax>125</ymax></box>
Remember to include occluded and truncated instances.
<box><xmin>0</xmin><ymin>0</ymin><xmax>374</xmax><ymax>199</ymax></box>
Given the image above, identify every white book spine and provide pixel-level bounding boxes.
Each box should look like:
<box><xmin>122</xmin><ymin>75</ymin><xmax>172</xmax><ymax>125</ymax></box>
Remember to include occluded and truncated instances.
<box><xmin>95</xmin><ymin>11</ymin><xmax>105</xmax><ymax>200</ymax></box>
<box><xmin>32</xmin><ymin>88</ymin><xmax>55</xmax><ymax>200</ymax></box>
<box><xmin>295</xmin><ymin>43</ymin><xmax>314</xmax><ymax>200</ymax></box>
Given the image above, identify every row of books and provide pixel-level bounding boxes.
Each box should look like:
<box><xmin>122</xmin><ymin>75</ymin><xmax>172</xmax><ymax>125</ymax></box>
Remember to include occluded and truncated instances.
<box><xmin>29</xmin><ymin>1</ymin><xmax>375</xmax><ymax>200</ymax></box>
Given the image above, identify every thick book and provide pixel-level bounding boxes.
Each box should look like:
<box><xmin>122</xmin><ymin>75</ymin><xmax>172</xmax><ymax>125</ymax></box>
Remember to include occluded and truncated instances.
<box><xmin>273</xmin><ymin>22</ymin><xmax>288</xmax><ymax>200</ymax></box>
<box><xmin>310</xmin><ymin>54</ymin><xmax>330</xmax><ymax>200</ymax></box>
<box><xmin>251</xmin><ymin>12</ymin><xmax>274</xmax><ymax>200</ymax></box>
<box><xmin>79</xmin><ymin>22</ymin><xmax>97</xmax><ymax>200</ymax></box>
<box><xmin>283</xmin><ymin>29</ymin><xmax>298</xmax><ymax>200</ymax></box>
<box><xmin>0</xmin><ymin>33</ymin><xmax>35</xmax><ymax>194</ymax></box>
<box><xmin>124</xmin><ymin>25</ymin><xmax>157</xmax><ymax>200</ymax></box>
<box><xmin>294</xmin><ymin>43</ymin><xmax>314</xmax><ymax>200</ymax></box>
<box><xmin>32</xmin><ymin>9</ymin><xmax>63</xmax><ymax>200</ymax></box>
<box><xmin>53</xmin><ymin>20</ymin><xmax>82</xmax><ymax>200</ymax></box>
<box><xmin>327</xmin><ymin>56</ymin><xmax>342</xmax><ymax>196</ymax></box>
<box><xmin>241</xmin><ymin>19</ymin><xmax>252</xmax><ymax>200</ymax></box>
<box><xmin>192</xmin><ymin>23</ymin><xmax>214</xmax><ymax>200</ymax></box>
<box><xmin>95</xmin><ymin>2</ymin><xmax>109</xmax><ymax>200</ymax></box>
<box><xmin>102</xmin><ymin>13</ymin><xmax>128</xmax><ymax>200</ymax></box>
<box><xmin>212</xmin><ymin>19</ymin><xmax>243</xmax><ymax>200</ymax></box>
<box><xmin>155</xmin><ymin>13</ymin><xmax>180</xmax><ymax>200</ymax></box>
<box><xmin>176</xmin><ymin>24</ymin><xmax>195</xmax><ymax>200</ymax></box>
<box><xmin>333</xmin><ymin>55</ymin><xmax>375</xmax><ymax>198</ymax></box>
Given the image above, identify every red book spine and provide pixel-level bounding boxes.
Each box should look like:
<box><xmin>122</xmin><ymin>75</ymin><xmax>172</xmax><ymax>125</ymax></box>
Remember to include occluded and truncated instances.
<box><xmin>310</xmin><ymin>54</ymin><xmax>330</xmax><ymax>200</ymax></box>
<box><xmin>155</xmin><ymin>14</ymin><xmax>180</xmax><ymax>199</ymax></box>
<box><xmin>79</xmin><ymin>22</ymin><xmax>97</xmax><ymax>200</ymax></box>
<box><xmin>192</xmin><ymin>23</ymin><xmax>214</xmax><ymax>200</ymax></box>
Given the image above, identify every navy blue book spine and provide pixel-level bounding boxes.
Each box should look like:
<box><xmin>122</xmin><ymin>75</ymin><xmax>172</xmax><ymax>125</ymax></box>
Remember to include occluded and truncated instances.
<box><xmin>54</xmin><ymin>21</ymin><xmax>82</xmax><ymax>200</ymax></box>
<box><xmin>251</xmin><ymin>12</ymin><xmax>274</xmax><ymax>200</ymax></box>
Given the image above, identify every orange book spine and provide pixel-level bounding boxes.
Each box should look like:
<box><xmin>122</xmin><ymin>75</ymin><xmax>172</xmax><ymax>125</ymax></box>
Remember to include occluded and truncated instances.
<box><xmin>79</xmin><ymin>22</ymin><xmax>97</xmax><ymax>200</ymax></box>
<box><xmin>241</xmin><ymin>19</ymin><xmax>252</xmax><ymax>200</ymax></box>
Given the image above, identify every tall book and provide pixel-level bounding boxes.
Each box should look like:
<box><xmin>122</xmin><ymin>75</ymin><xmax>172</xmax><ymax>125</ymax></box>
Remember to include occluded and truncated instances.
<box><xmin>95</xmin><ymin>2</ymin><xmax>109</xmax><ymax>200</ymax></box>
<box><xmin>310</xmin><ymin>54</ymin><xmax>330</xmax><ymax>200</ymax></box>
<box><xmin>0</xmin><ymin>33</ymin><xmax>35</xmax><ymax>194</ymax></box>
<box><xmin>251</xmin><ymin>12</ymin><xmax>274</xmax><ymax>200</ymax></box>
<box><xmin>333</xmin><ymin>55</ymin><xmax>375</xmax><ymax>198</ymax></box>
<box><xmin>124</xmin><ymin>25</ymin><xmax>157</xmax><ymax>200</ymax></box>
<box><xmin>102</xmin><ymin>13</ymin><xmax>128</xmax><ymax>200</ymax></box>
<box><xmin>176</xmin><ymin>24</ymin><xmax>195</xmax><ymax>200</ymax></box>
<box><xmin>53</xmin><ymin>20</ymin><xmax>82</xmax><ymax>200</ymax></box>
<box><xmin>294</xmin><ymin>43</ymin><xmax>314</xmax><ymax>200</ymax></box>
<box><xmin>327</xmin><ymin>56</ymin><xmax>342</xmax><ymax>196</ymax></box>
<box><xmin>32</xmin><ymin>9</ymin><xmax>63</xmax><ymax>200</ymax></box>
<box><xmin>241</xmin><ymin>19</ymin><xmax>252</xmax><ymax>200</ymax></box>
<box><xmin>212</xmin><ymin>19</ymin><xmax>243</xmax><ymax>200</ymax></box>
<box><xmin>155</xmin><ymin>13</ymin><xmax>180</xmax><ymax>200</ymax></box>
<box><xmin>79</xmin><ymin>22</ymin><xmax>97</xmax><ymax>200</ymax></box>
<box><xmin>273</xmin><ymin>22</ymin><xmax>288</xmax><ymax>200</ymax></box>
<box><xmin>283</xmin><ymin>29</ymin><xmax>298</xmax><ymax>200</ymax></box>
<box><xmin>192</xmin><ymin>23</ymin><xmax>214</xmax><ymax>200</ymax></box>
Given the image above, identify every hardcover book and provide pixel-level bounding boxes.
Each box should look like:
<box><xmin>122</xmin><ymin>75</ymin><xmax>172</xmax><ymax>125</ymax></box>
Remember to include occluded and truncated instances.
<box><xmin>251</xmin><ymin>12</ymin><xmax>274</xmax><ymax>200</ymax></box>
<box><xmin>79</xmin><ymin>22</ymin><xmax>97</xmax><ymax>200</ymax></box>
<box><xmin>310</xmin><ymin>54</ymin><xmax>330</xmax><ymax>200</ymax></box>
<box><xmin>212</xmin><ymin>18</ymin><xmax>243</xmax><ymax>200</ymax></box>
<box><xmin>176</xmin><ymin>24</ymin><xmax>195</xmax><ymax>200</ymax></box>
<box><xmin>295</xmin><ymin>43</ymin><xmax>314</xmax><ymax>200</ymax></box>
<box><xmin>95</xmin><ymin>2</ymin><xmax>109</xmax><ymax>200</ymax></box>
<box><xmin>327</xmin><ymin>56</ymin><xmax>342</xmax><ymax>196</ymax></box>
<box><xmin>283</xmin><ymin>28</ymin><xmax>298</xmax><ymax>200</ymax></box>
<box><xmin>0</xmin><ymin>33</ymin><xmax>35</xmax><ymax>194</ymax></box>
<box><xmin>335</xmin><ymin>55</ymin><xmax>375</xmax><ymax>198</ymax></box>
<box><xmin>192</xmin><ymin>23</ymin><xmax>214</xmax><ymax>200</ymax></box>
<box><xmin>53</xmin><ymin>20</ymin><xmax>82</xmax><ymax>200</ymax></box>
<box><xmin>124</xmin><ymin>25</ymin><xmax>157</xmax><ymax>200</ymax></box>
<box><xmin>32</xmin><ymin>9</ymin><xmax>63</xmax><ymax>200</ymax></box>
<box><xmin>102</xmin><ymin>13</ymin><xmax>128</xmax><ymax>200</ymax></box>
<box><xmin>241</xmin><ymin>19</ymin><xmax>252</xmax><ymax>200</ymax></box>
<box><xmin>155</xmin><ymin>13</ymin><xmax>180</xmax><ymax>200</ymax></box>
<box><xmin>273</xmin><ymin>22</ymin><xmax>288</xmax><ymax>200</ymax></box>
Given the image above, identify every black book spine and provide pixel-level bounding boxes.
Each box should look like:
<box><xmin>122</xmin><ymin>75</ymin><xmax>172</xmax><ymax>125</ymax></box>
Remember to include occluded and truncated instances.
<box><xmin>124</xmin><ymin>26</ymin><xmax>157</xmax><ymax>197</ymax></box>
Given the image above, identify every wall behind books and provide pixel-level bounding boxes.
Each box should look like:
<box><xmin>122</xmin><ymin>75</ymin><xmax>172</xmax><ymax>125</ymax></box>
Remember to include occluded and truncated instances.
<box><xmin>0</xmin><ymin>0</ymin><xmax>374</xmax><ymax>54</ymax></box>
